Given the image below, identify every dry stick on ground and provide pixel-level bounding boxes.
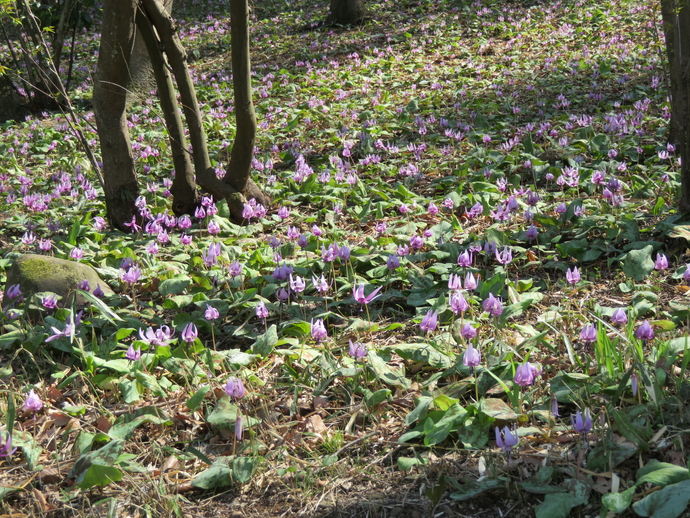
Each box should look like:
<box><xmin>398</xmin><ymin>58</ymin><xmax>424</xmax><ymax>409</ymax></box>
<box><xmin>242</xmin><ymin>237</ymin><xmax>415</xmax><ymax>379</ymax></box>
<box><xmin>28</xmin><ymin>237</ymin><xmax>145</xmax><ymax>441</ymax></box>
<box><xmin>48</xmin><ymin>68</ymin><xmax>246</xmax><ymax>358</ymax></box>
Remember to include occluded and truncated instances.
<box><xmin>135</xmin><ymin>6</ymin><xmax>199</xmax><ymax>215</ymax></box>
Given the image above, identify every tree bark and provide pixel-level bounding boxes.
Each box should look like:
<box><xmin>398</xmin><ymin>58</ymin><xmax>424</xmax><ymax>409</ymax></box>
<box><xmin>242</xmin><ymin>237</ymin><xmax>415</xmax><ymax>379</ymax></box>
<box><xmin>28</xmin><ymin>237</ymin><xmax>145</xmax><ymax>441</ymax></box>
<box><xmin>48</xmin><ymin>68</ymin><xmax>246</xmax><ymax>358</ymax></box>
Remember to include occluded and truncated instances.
<box><xmin>142</xmin><ymin>0</ymin><xmax>267</xmax><ymax>222</ymax></box>
<box><xmin>660</xmin><ymin>0</ymin><xmax>690</xmax><ymax>213</ymax></box>
<box><xmin>225</xmin><ymin>0</ymin><xmax>268</xmax><ymax>209</ymax></box>
<box><xmin>135</xmin><ymin>6</ymin><xmax>198</xmax><ymax>216</ymax></box>
<box><xmin>329</xmin><ymin>0</ymin><xmax>366</xmax><ymax>25</ymax></box>
<box><xmin>93</xmin><ymin>0</ymin><xmax>139</xmax><ymax>231</ymax></box>
<box><xmin>127</xmin><ymin>0</ymin><xmax>174</xmax><ymax>109</ymax></box>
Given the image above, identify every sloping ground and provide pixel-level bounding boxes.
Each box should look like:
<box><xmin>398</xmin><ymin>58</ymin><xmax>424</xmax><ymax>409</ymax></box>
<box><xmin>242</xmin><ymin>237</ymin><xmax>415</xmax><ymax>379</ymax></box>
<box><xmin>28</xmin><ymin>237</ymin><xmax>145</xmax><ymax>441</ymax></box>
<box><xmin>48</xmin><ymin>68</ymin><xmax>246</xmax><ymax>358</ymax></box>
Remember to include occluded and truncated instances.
<box><xmin>1</xmin><ymin>0</ymin><xmax>688</xmax><ymax>517</ymax></box>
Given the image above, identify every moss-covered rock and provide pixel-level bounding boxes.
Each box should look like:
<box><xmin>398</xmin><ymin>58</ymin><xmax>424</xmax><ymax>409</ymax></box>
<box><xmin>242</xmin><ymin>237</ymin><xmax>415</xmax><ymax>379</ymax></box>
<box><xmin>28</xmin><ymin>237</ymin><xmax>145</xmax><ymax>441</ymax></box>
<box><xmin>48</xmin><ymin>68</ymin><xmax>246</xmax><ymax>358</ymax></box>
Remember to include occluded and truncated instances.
<box><xmin>3</xmin><ymin>254</ymin><xmax>113</xmax><ymax>307</ymax></box>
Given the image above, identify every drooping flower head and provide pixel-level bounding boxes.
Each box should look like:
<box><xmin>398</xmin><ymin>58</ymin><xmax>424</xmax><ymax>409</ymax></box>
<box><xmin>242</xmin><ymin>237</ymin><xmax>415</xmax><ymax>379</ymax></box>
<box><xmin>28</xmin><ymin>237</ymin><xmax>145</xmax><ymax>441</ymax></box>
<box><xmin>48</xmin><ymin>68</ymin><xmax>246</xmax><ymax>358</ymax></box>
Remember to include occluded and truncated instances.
<box><xmin>636</xmin><ymin>320</ymin><xmax>655</xmax><ymax>341</ymax></box>
<box><xmin>566</xmin><ymin>266</ymin><xmax>580</xmax><ymax>286</ymax></box>
<box><xmin>311</xmin><ymin>318</ymin><xmax>328</xmax><ymax>343</ymax></box>
<box><xmin>580</xmin><ymin>323</ymin><xmax>597</xmax><ymax>344</ymax></box>
<box><xmin>225</xmin><ymin>377</ymin><xmax>245</xmax><ymax>400</ymax></box>
<box><xmin>419</xmin><ymin>310</ymin><xmax>439</xmax><ymax>334</ymax></box>
<box><xmin>463</xmin><ymin>343</ymin><xmax>481</xmax><ymax>372</ymax></box>
<box><xmin>483</xmin><ymin>293</ymin><xmax>503</xmax><ymax>317</ymax></box>
<box><xmin>514</xmin><ymin>362</ymin><xmax>542</xmax><ymax>387</ymax></box>
<box><xmin>348</xmin><ymin>339</ymin><xmax>368</xmax><ymax>359</ymax></box>
<box><xmin>571</xmin><ymin>409</ymin><xmax>592</xmax><ymax>436</ymax></box>
<box><xmin>181</xmin><ymin>322</ymin><xmax>198</xmax><ymax>344</ymax></box>
<box><xmin>23</xmin><ymin>389</ymin><xmax>43</xmax><ymax>413</ymax></box>
<box><xmin>610</xmin><ymin>308</ymin><xmax>628</xmax><ymax>326</ymax></box>
<box><xmin>654</xmin><ymin>253</ymin><xmax>668</xmax><ymax>270</ymax></box>
<box><xmin>495</xmin><ymin>426</ymin><xmax>519</xmax><ymax>453</ymax></box>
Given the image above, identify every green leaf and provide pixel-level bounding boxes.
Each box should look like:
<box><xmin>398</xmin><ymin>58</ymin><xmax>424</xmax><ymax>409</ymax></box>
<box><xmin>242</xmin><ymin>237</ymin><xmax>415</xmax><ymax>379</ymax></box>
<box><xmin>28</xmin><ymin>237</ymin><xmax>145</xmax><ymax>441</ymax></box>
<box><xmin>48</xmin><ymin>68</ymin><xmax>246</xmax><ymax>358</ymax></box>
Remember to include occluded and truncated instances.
<box><xmin>534</xmin><ymin>492</ymin><xmax>577</xmax><ymax>518</ymax></box>
<box><xmin>398</xmin><ymin>456</ymin><xmax>422</xmax><ymax>471</ymax></box>
<box><xmin>108</xmin><ymin>408</ymin><xmax>172</xmax><ymax>440</ymax></box>
<box><xmin>77</xmin><ymin>289</ymin><xmax>123</xmax><ymax>323</ymax></box>
<box><xmin>449</xmin><ymin>479</ymin><xmax>503</xmax><ymax>501</ymax></box>
<box><xmin>186</xmin><ymin>385</ymin><xmax>211</xmax><ymax>411</ymax></box>
<box><xmin>159</xmin><ymin>275</ymin><xmax>192</xmax><ymax>296</ymax></box>
<box><xmin>636</xmin><ymin>460</ymin><xmax>690</xmax><ymax>487</ymax></box>
<box><xmin>76</xmin><ymin>464</ymin><xmax>123</xmax><ymax>490</ymax></box>
<box><xmin>364</xmin><ymin>388</ymin><xmax>391</xmax><ymax>408</ymax></box>
<box><xmin>424</xmin><ymin>403</ymin><xmax>467</xmax><ymax>446</ymax></box>
<box><xmin>70</xmin><ymin>439</ymin><xmax>125</xmax><ymax>481</ymax></box>
<box><xmin>119</xmin><ymin>379</ymin><xmax>140</xmax><ymax>404</ymax></box>
<box><xmin>602</xmin><ymin>486</ymin><xmax>635</xmax><ymax>514</ymax></box>
<box><xmin>388</xmin><ymin>343</ymin><xmax>452</xmax><ymax>369</ymax></box>
<box><xmin>11</xmin><ymin>429</ymin><xmax>41</xmax><ymax>471</ymax></box>
<box><xmin>632</xmin><ymin>479</ymin><xmax>690</xmax><ymax>518</ymax></box>
<box><xmin>133</xmin><ymin>371</ymin><xmax>167</xmax><ymax>397</ymax></box>
<box><xmin>192</xmin><ymin>460</ymin><xmax>233</xmax><ymax>489</ymax></box>
<box><xmin>232</xmin><ymin>456</ymin><xmax>259</xmax><ymax>484</ymax></box>
<box><xmin>251</xmin><ymin>325</ymin><xmax>278</xmax><ymax>357</ymax></box>
<box><xmin>621</xmin><ymin>245</ymin><xmax>654</xmax><ymax>281</ymax></box>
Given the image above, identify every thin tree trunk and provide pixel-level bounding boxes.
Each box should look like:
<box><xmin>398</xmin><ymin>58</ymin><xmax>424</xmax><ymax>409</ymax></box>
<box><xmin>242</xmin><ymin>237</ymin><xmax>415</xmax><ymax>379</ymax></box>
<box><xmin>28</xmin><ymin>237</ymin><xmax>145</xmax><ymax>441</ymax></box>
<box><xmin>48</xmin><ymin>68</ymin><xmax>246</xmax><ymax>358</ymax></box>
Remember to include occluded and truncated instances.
<box><xmin>135</xmin><ymin>6</ymin><xmax>199</xmax><ymax>216</ymax></box>
<box><xmin>142</xmin><ymin>0</ymin><xmax>266</xmax><ymax>221</ymax></box>
<box><xmin>52</xmin><ymin>0</ymin><xmax>75</xmax><ymax>73</ymax></box>
<box><xmin>225</xmin><ymin>0</ymin><xmax>267</xmax><ymax>208</ymax></box>
<box><xmin>660</xmin><ymin>0</ymin><xmax>690</xmax><ymax>212</ymax></box>
<box><xmin>93</xmin><ymin>0</ymin><xmax>139</xmax><ymax>231</ymax></box>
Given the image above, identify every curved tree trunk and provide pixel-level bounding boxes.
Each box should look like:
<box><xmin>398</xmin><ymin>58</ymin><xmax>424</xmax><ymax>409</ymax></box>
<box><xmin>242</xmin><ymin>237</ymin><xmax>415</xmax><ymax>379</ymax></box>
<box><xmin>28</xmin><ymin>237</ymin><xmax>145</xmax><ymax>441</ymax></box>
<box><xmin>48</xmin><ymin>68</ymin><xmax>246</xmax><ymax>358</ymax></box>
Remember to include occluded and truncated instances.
<box><xmin>93</xmin><ymin>0</ymin><xmax>139</xmax><ymax>231</ymax></box>
<box><xmin>660</xmin><ymin>0</ymin><xmax>690</xmax><ymax>213</ymax></box>
<box><xmin>135</xmin><ymin>5</ymin><xmax>198</xmax><ymax>216</ymax></box>
<box><xmin>127</xmin><ymin>0</ymin><xmax>174</xmax><ymax>109</ymax></box>
<box><xmin>329</xmin><ymin>0</ymin><xmax>366</xmax><ymax>25</ymax></box>
<box><xmin>225</xmin><ymin>0</ymin><xmax>268</xmax><ymax>212</ymax></box>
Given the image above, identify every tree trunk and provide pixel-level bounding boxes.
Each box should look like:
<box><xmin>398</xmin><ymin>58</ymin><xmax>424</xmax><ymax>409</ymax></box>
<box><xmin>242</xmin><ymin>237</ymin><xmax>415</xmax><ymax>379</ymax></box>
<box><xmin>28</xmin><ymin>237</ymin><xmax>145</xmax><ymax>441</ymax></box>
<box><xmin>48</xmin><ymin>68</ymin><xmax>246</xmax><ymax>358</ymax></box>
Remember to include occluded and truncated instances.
<box><xmin>93</xmin><ymin>0</ymin><xmax>139</xmax><ymax>231</ymax></box>
<box><xmin>135</xmin><ymin>5</ymin><xmax>199</xmax><ymax>216</ymax></box>
<box><xmin>660</xmin><ymin>0</ymin><xmax>690</xmax><ymax>213</ymax></box>
<box><xmin>142</xmin><ymin>0</ymin><xmax>267</xmax><ymax>222</ymax></box>
<box><xmin>329</xmin><ymin>0</ymin><xmax>366</xmax><ymax>25</ymax></box>
<box><xmin>225</xmin><ymin>0</ymin><xmax>268</xmax><ymax>211</ymax></box>
<box><xmin>127</xmin><ymin>0</ymin><xmax>174</xmax><ymax>109</ymax></box>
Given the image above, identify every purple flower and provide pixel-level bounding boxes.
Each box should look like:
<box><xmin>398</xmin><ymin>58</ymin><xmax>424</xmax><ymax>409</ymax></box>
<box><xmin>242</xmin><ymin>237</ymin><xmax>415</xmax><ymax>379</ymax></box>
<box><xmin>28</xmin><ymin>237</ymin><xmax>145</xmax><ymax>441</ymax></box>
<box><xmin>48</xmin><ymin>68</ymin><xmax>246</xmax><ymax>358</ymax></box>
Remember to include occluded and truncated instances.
<box><xmin>349</xmin><ymin>339</ymin><xmax>368</xmax><ymax>359</ymax></box>
<box><xmin>0</xmin><ymin>431</ymin><xmax>16</xmax><ymax>458</ymax></box>
<box><xmin>139</xmin><ymin>325</ymin><xmax>174</xmax><ymax>347</ymax></box>
<box><xmin>610</xmin><ymin>308</ymin><xmax>628</xmax><ymax>326</ymax></box>
<box><xmin>514</xmin><ymin>362</ymin><xmax>542</xmax><ymax>387</ymax></box>
<box><xmin>551</xmin><ymin>394</ymin><xmax>560</xmax><ymax>417</ymax></box>
<box><xmin>6</xmin><ymin>284</ymin><xmax>22</xmax><ymax>301</ymax></box>
<box><xmin>495</xmin><ymin>246</ymin><xmax>513</xmax><ymax>265</ymax></box>
<box><xmin>460</xmin><ymin>323</ymin><xmax>476</xmax><ymax>340</ymax></box>
<box><xmin>457</xmin><ymin>250</ymin><xmax>472</xmax><ymax>267</ymax></box>
<box><xmin>41</xmin><ymin>294</ymin><xmax>58</xmax><ymax>309</ymax></box>
<box><xmin>556</xmin><ymin>202</ymin><xmax>567</xmax><ymax>214</ymax></box>
<box><xmin>311</xmin><ymin>318</ymin><xmax>328</xmax><ymax>343</ymax></box>
<box><xmin>45</xmin><ymin>318</ymin><xmax>75</xmax><ymax>343</ymax></box>
<box><xmin>463</xmin><ymin>343</ymin><xmax>481</xmax><ymax>369</ymax></box>
<box><xmin>277</xmin><ymin>206</ymin><xmax>290</xmax><ymax>219</ymax></box>
<box><xmin>483</xmin><ymin>293</ymin><xmax>503</xmax><ymax>317</ymax></box>
<box><xmin>353</xmin><ymin>284</ymin><xmax>382</xmax><ymax>306</ymax></box>
<box><xmin>312</xmin><ymin>225</ymin><xmax>323</xmax><ymax>237</ymax></box>
<box><xmin>566</xmin><ymin>266</ymin><xmax>580</xmax><ymax>286</ymax></box>
<box><xmin>450</xmin><ymin>292</ymin><xmax>469</xmax><ymax>315</ymax></box>
<box><xmin>428</xmin><ymin>202</ymin><xmax>439</xmax><ymax>215</ymax></box>
<box><xmin>338</xmin><ymin>245</ymin><xmax>351</xmax><ymax>261</ymax></box>
<box><xmin>410</xmin><ymin>235</ymin><xmax>424</xmax><ymax>250</ymax></box>
<box><xmin>181</xmin><ymin>322</ymin><xmax>198</xmax><ymax>343</ymax></box>
<box><xmin>448</xmin><ymin>274</ymin><xmax>463</xmax><ymax>291</ymax></box>
<box><xmin>207</xmin><ymin>220</ymin><xmax>220</xmax><ymax>235</ymax></box>
<box><xmin>387</xmin><ymin>254</ymin><xmax>400</xmax><ymax>271</ymax></box>
<box><xmin>684</xmin><ymin>264</ymin><xmax>690</xmax><ymax>282</ymax></box>
<box><xmin>654</xmin><ymin>253</ymin><xmax>668</xmax><ymax>270</ymax></box>
<box><xmin>205</xmin><ymin>304</ymin><xmax>220</xmax><ymax>321</ymax></box>
<box><xmin>121</xmin><ymin>266</ymin><xmax>141</xmax><ymax>284</ymax></box>
<box><xmin>77</xmin><ymin>279</ymin><xmax>90</xmax><ymax>292</ymax></box>
<box><xmin>571</xmin><ymin>409</ymin><xmax>592</xmax><ymax>435</ymax></box>
<box><xmin>526</xmin><ymin>225</ymin><xmax>539</xmax><ymax>242</ymax></box>
<box><xmin>228</xmin><ymin>262</ymin><xmax>242</xmax><ymax>278</ymax></box>
<box><xmin>255</xmin><ymin>300</ymin><xmax>269</xmax><ymax>320</ymax></box>
<box><xmin>419</xmin><ymin>310</ymin><xmax>439</xmax><ymax>334</ymax></box>
<box><xmin>126</xmin><ymin>344</ymin><xmax>141</xmax><ymax>361</ymax></box>
<box><xmin>275</xmin><ymin>287</ymin><xmax>289</xmax><ymax>303</ymax></box>
<box><xmin>225</xmin><ymin>377</ymin><xmax>245</xmax><ymax>400</ymax></box>
<box><xmin>289</xmin><ymin>274</ymin><xmax>306</xmax><ymax>294</ymax></box>
<box><xmin>312</xmin><ymin>274</ymin><xmax>330</xmax><ymax>295</ymax></box>
<box><xmin>580</xmin><ymin>323</ymin><xmax>597</xmax><ymax>343</ymax></box>
<box><xmin>70</xmin><ymin>247</ymin><xmax>83</xmax><ymax>260</ymax></box>
<box><xmin>23</xmin><ymin>389</ymin><xmax>43</xmax><ymax>412</ymax></box>
<box><xmin>93</xmin><ymin>216</ymin><xmax>107</xmax><ymax>231</ymax></box>
<box><xmin>495</xmin><ymin>426</ymin><xmax>519</xmax><ymax>453</ymax></box>
<box><xmin>636</xmin><ymin>320</ymin><xmax>655</xmax><ymax>341</ymax></box>
<box><xmin>397</xmin><ymin>244</ymin><xmax>410</xmax><ymax>257</ymax></box>
<box><xmin>464</xmin><ymin>272</ymin><xmax>478</xmax><ymax>291</ymax></box>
